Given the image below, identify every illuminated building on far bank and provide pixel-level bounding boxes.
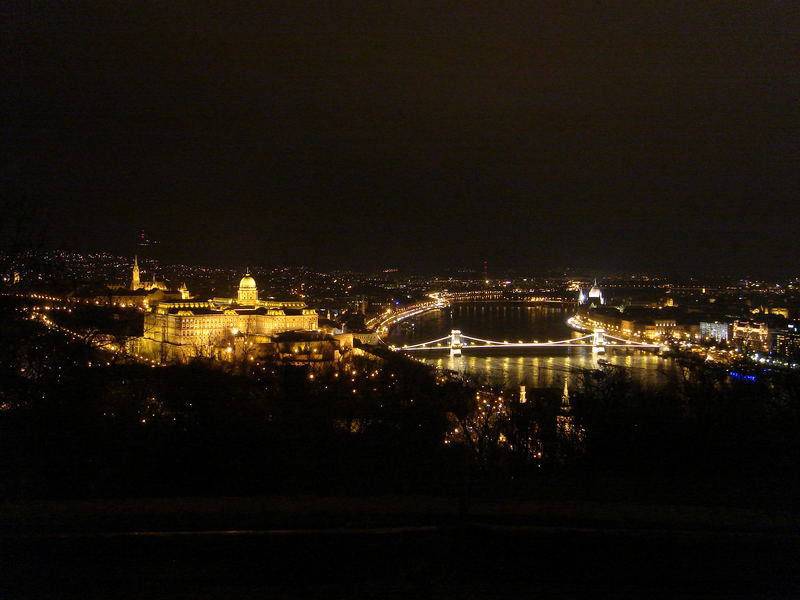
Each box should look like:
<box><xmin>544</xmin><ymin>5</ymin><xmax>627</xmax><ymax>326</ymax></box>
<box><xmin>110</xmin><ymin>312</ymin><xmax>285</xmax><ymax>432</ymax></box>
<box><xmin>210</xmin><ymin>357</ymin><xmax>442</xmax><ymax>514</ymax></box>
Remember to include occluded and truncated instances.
<box><xmin>700</xmin><ymin>321</ymin><xmax>730</xmax><ymax>343</ymax></box>
<box><xmin>578</xmin><ymin>280</ymin><xmax>604</xmax><ymax>306</ymax></box>
<box><xmin>732</xmin><ymin>320</ymin><xmax>771</xmax><ymax>352</ymax></box>
<box><xmin>775</xmin><ymin>325</ymin><xmax>800</xmax><ymax>359</ymax></box>
<box><xmin>134</xmin><ymin>271</ymin><xmax>318</xmax><ymax>362</ymax></box>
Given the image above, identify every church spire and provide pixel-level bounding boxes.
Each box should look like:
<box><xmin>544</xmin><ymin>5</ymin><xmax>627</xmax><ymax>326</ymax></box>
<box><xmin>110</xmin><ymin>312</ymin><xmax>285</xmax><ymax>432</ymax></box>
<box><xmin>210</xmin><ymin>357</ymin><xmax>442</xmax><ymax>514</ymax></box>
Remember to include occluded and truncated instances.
<box><xmin>131</xmin><ymin>255</ymin><xmax>140</xmax><ymax>290</ymax></box>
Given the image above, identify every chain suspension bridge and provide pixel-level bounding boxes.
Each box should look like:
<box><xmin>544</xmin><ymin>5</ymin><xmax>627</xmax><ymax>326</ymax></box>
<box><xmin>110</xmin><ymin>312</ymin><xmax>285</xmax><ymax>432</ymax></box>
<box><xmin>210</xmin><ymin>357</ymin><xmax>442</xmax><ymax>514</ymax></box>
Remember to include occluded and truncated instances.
<box><xmin>390</xmin><ymin>328</ymin><xmax>665</xmax><ymax>356</ymax></box>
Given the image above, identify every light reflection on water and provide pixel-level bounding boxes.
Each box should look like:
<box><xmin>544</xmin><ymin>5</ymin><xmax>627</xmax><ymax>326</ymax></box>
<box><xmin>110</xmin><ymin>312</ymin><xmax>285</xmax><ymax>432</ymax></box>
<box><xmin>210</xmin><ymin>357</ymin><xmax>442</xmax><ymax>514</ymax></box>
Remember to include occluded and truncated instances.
<box><xmin>386</xmin><ymin>304</ymin><xmax>675</xmax><ymax>389</ymax></box>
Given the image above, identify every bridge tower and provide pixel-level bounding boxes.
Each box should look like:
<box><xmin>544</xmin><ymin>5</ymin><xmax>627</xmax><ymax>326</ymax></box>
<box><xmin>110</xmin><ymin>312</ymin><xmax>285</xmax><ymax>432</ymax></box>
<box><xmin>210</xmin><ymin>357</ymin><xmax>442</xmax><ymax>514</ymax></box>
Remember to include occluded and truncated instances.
<box><xmin>592</xmin><ymin>328</ymin><xmax>606</xmax><ymax>353</ymax></box>
<box><xmin>450</xmin><ymin>329</ymin><xmax>463</xmax><ymax>356</ymax></box>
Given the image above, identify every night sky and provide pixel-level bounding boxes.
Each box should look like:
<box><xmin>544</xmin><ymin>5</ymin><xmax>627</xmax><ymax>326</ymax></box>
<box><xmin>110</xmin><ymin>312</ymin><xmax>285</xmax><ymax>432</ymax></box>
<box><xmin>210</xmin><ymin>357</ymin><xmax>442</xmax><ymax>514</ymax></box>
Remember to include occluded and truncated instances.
<box><xmin>4</xmin><ymin>2</ymin><xmax>798</xmax><ymax>274</ymax></box>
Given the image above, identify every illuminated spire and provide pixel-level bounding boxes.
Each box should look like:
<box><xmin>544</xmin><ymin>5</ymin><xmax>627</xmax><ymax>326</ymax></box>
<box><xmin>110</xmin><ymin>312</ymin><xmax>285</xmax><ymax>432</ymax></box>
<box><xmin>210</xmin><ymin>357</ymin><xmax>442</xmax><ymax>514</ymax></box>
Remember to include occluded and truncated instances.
<box><xmin>131</xmin><ymin>255</ymin><xmax>140</xmax><ymax>290</ymax></box>
<box><xmin>588</xmin><ymin>279</ymin><xmax>603</xmax><ymax>304</ymax></box>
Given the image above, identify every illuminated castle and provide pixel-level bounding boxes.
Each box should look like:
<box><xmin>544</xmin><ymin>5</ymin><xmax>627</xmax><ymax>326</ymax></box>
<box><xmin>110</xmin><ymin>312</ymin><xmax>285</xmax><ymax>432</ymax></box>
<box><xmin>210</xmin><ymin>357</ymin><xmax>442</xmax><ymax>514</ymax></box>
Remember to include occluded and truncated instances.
<box><xmin>135</xmin><ymin>270</ymin><xmax>318</xmax><ymax>362</ymax></box>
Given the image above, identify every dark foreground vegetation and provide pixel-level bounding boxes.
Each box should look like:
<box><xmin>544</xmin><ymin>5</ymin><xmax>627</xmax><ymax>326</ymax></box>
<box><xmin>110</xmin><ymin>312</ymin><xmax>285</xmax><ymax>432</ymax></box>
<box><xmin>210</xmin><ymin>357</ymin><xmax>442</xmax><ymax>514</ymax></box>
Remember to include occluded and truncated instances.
<box><xmin>3</xmin><ymin>298</ymin><xmax>800</xmax><ymax>597</ymax></box>
<box><xmin>1</xmin><ymin>297</ymin><xmax>798</xmax><ymax>507</ymax></box>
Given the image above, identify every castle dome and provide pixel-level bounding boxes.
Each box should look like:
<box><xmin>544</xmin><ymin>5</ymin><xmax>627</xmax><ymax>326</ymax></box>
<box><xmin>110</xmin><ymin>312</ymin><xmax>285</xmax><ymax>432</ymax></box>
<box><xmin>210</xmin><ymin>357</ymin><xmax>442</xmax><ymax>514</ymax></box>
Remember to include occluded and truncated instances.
<box><xmin>239</xmin><ymin>273</ymin><xmax>257</xmax><ymax>289</ymax></box>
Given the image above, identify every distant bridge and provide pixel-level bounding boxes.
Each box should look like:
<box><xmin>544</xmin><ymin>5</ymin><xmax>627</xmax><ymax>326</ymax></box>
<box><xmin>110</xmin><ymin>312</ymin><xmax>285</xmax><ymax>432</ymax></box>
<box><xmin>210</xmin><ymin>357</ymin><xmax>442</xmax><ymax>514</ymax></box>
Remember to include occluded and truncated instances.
<box><xmin>368</xmin><ymin>291</ymin><xmax>575</xmax><ymax>334</ymax></box>
<box><xmin>391</xmin><ymin>329</ymin><xmax>664</xmax><ymax>356</ymax></box>
<box><xmin>441</xmin><ymin>290</ymin><xmax>574</xmax><ymax>304</ymax></box>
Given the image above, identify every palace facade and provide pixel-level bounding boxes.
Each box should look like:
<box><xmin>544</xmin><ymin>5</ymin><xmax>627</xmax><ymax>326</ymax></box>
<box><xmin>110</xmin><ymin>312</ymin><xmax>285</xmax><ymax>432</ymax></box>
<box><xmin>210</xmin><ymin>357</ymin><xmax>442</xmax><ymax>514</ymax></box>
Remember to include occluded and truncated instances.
<box><xmin>134</xmin><ymin>271</ymin><xmax>318</xmax><ymax>362</ymax></box>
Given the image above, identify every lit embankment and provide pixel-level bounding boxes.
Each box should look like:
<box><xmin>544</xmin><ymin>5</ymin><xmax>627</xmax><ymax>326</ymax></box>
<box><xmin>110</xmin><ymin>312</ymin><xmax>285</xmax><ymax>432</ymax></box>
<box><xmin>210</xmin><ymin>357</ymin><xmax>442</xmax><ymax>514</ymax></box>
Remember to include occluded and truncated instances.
<box><xmin>569</xmin><ymin>313</ymin><xmax>658</xmax><ymax>341</ymax></box>
<box><xmin>367</xmin><ymin>297</ymin><xmax>450</xmax><ymax>338</ymax></box>
<box><xmin>3</xmin><ymin>291</ymin><xmax>149</xmax><ymax>310</ymax></box>
<box><xmin>570</xmin><ymin>313</ymin><xmax>800</xmax><ymax>371</ymax></box>
<box><xmin>566</xmin><ymin>315</ymin><xmax>592</xmax><ymax>333</ymax></box>
<box><xmin>368</xmin><ymin>289</ymin><xmax>573</xmax><ymax>339</ymax></box>
<box><xmin>12</xmin><ymin>296</ymin><xmax>161</xmax><ymax>367</ymax></box>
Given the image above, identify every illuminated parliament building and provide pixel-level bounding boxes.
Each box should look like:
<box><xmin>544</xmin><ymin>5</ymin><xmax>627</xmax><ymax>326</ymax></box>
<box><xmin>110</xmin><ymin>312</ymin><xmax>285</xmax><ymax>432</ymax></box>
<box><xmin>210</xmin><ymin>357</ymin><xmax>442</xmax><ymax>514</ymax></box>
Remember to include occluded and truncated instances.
<box><xmin>135</xmin><ymin>269</ymin><xmax>318</xmax><ymax>362</ymax></box>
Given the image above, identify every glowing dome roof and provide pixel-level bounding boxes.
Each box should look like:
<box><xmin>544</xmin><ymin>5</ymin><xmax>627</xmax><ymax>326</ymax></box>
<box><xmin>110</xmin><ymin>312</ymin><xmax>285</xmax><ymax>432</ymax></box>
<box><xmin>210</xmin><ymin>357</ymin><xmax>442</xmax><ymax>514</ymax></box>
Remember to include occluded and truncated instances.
<box><xmin>588</xmin><ymin>280</ymin><xmax>602</xmax><ymax>297</ymax></box>
<box><xmin>239</xmin><ymin>273</ymin><xmax>257</xmax><ymax>289</ymax></box>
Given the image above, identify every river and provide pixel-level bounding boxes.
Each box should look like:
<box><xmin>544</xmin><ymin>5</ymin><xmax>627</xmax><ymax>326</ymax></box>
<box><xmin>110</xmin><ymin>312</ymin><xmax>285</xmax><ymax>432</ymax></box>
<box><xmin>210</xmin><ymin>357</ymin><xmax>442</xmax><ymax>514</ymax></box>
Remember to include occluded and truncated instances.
<box><xmin>385</xmin><ymin>304</ymin><xmax>675</xmax><ymax>389</ymax></box>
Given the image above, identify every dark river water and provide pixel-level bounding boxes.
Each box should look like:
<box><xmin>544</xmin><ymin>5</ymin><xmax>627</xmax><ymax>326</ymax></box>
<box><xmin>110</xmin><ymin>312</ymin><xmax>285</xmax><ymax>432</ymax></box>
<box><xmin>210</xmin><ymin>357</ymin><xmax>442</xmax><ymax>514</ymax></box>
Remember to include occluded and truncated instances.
<box><xmin>386</xmin><ymin>304</ymin><xmax>675</xmax><ymax>389</ymax></box>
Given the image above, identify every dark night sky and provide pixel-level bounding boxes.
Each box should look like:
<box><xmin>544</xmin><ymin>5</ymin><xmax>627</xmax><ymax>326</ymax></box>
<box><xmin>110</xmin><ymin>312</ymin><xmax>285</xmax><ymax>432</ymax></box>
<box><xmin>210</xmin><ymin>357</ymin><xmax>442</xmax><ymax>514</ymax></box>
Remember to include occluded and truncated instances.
<box><xmin>3</xmin><ymin>2</ymin><xmax>798</xmax><ymax>274</ymax></box>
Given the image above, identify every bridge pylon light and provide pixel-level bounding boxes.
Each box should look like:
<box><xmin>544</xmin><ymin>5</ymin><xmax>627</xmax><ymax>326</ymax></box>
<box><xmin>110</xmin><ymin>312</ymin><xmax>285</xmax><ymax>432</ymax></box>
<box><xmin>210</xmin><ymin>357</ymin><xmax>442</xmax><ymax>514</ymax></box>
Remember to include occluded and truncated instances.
<box><xmin>592</xmin><ymin>328</ymin><xmax>606</xmax><ymax>353</ymax></box>
<box><xmin>450</xmin><ymin>329</ymin><xmax>463</xmax><ymax>356</ymax></box>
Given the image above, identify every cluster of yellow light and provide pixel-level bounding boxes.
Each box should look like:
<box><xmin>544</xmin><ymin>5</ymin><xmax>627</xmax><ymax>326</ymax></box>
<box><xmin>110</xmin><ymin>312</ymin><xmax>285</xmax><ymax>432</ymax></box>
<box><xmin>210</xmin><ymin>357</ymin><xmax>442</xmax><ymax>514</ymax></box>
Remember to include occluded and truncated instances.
<box><xmin>28</xmin><ymin>306</ymin><xmax>163</xmax><ymax>367</ymax></box>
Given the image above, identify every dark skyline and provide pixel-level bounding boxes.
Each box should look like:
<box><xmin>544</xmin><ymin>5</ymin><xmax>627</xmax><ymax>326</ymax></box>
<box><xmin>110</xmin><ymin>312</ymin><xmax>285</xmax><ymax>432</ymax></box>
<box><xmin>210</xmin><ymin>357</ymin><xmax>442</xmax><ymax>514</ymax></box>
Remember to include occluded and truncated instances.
<box><xmin>3</xmin><ymin>2</ymin><xmax>798</xmax><ymax>275</ymax></box>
